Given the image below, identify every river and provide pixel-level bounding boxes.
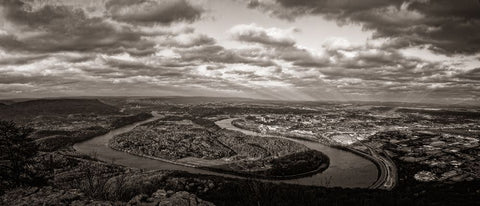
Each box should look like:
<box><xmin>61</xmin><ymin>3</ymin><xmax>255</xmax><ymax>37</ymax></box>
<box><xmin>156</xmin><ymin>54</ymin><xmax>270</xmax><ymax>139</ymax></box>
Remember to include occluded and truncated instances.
<box><xmin>74</xmin><ymin>114</ymin><xmax>378</xmax><ymax>188</ymax></box>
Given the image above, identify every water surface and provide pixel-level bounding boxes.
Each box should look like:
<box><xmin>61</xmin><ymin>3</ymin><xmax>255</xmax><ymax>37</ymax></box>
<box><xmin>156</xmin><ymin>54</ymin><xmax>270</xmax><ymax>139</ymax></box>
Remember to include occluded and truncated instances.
<box><xmin>74</xmin><ymin>116</ymin><xmax>378</xmax><ymax>188</ymax></box>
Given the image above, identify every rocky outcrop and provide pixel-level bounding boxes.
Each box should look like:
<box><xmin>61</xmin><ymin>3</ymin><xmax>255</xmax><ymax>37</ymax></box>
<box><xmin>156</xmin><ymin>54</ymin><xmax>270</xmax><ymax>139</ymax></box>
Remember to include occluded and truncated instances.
<box><xmin>1</xmin><ymin>187</ymin><xmax>214</xmax><ymax>206</ymax></box>
<box><xmin>126</xmin><ymin>190</ymin><xmax>214</xmax><ymax>206</ymax></box>
<box><xmin>1</xmin><ymin>186</ymin><xmax>89</xmax><ymax>206</ymax></box>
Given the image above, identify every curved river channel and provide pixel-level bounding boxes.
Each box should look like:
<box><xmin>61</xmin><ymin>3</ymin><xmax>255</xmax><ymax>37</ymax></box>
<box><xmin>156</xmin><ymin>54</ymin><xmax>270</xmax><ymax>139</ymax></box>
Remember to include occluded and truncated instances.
<box><xmin>74</xmin><ymin>114</ymin><xmax>378</xmax><ymax>188</ymax></box>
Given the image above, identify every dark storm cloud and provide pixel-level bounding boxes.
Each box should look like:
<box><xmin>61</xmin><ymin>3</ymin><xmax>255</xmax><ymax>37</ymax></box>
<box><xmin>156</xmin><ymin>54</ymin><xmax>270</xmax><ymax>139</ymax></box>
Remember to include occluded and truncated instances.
<box><xmin>456</xmin><ymin>68</ymin><xmax>480</xmax><ymax>81</ymax></box>
<box><xmin>106</xmin><ymin>0</ymin><xmax>203</xmax><ymax>25</ymax></box>
<box><xmin>0</xmin><ymin>54</ymin><xmax>49</xmax><ymax>65</ymax></box>
<box><xmin>247</xmin><ymin>0</ymin><xmax>480</xmax><ymax>55</ymax></box>
<box><xmin>248</xmin><ymin>0</ymin><xmax>398</xmax><ymax>20</ymax></box>
<box><xmin>0</xmin><ymin>0</ymin><xmax>155</xmax><ymax>55</ymax></box>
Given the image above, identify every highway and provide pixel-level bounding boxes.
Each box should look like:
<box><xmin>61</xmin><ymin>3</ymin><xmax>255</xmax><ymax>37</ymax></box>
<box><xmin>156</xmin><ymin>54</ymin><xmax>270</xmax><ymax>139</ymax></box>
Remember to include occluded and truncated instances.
<box><xmin>222</xmin><ymin>118</ymin><xmax>398</xmax><ymax>190</ymax></box>
<box><xmin>355</xmin><ymin>142</ymin><xmax>397</xmax><ymax>190</ymax></box>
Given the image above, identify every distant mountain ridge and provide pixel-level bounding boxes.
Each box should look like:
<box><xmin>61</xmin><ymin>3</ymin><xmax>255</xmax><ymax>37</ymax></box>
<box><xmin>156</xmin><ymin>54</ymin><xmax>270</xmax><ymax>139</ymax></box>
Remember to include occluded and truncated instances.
<box><xmin>137</xmin><ymin>96</ymin><xmax>259</xmax><ymax>104</ymax></box>
<box><xmin>0</xmin><ymin>99</ymin><xmax>119</xmax><ymax>120</ymax></box>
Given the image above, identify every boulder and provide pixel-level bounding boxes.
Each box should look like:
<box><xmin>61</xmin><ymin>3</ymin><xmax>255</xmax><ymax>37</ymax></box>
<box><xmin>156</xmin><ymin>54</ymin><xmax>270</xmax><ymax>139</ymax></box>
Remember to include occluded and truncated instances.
<box><xmin>158</xmin><ymin>191</ymin><xmax>214</xmax><ymax>206</ymax></box>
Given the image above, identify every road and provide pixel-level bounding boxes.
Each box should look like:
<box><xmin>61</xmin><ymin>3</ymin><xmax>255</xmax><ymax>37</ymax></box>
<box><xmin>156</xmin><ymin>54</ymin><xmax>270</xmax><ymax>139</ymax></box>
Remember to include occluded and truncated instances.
<box><xmin>354</xmin><ymin>142</ymin><xmax>397</xmax><ymax>190</ymax></box>
<box><xmin>216</xmin><ymin>118</ymin><xmax>381</xmax><ymax>188</ymax></box>
<box><xmin>219</xmin><ymin>118</ymin><xmax>397</xmax><ymax>190</ymax></box>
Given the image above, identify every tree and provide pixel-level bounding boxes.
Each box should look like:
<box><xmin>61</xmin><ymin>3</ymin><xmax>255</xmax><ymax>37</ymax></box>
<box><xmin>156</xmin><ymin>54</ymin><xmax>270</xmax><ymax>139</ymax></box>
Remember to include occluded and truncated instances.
<box><xmin>0</xmin><ymin>120</ymin><xmax>37</xmax><ymax>192</ymax></box>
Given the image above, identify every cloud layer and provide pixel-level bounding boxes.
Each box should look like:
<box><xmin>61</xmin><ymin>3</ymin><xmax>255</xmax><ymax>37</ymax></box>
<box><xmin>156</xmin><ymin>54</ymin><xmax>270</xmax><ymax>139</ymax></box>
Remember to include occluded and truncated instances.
<box><xmin>107</xmin><ymin>0</ymin><xmax>203</xmax><ymax>25</ymax></box>
<box><xmin>247</xmin><ymin>0</ymin><xmax>480</xmax><ymax>55</ymax></box>
<box><xmin>0</xmin><ymin>0</ymin><xmax>478</xmax><ymax>104</ymax></box>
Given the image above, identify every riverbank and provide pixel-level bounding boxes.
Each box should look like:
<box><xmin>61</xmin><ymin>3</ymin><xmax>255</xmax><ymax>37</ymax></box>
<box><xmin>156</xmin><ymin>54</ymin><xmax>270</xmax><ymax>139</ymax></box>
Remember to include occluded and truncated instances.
<box><xmin>199</xmin><ymin>150</ymin><xmax>330</xmax><ymax>180</ymax></box>
<box><xmin>216</xmin><ymin>118</ymin><xmax>380</xmax><ymax>188</ymax></box>
<box><xmin>74</xmin><ymin>115</ymin><xmax>378</xmax><ymax>188</ymax></box>
<box><xmin>224</xmin><ymin>117</ymin><xmax>397</xmax><ymax>190</ymax></box>
<box><xmin>108</xmin><ymin>117</ymin><xmax>329</xmax><ymax>180</ymax></box>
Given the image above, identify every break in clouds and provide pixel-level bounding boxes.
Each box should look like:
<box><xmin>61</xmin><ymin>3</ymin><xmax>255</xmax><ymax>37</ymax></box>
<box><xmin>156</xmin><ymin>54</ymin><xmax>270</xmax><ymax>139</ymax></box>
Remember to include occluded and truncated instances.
<box><xmin>0</xmin><ymin>0</ymin><xmax>479</xmax><ymax>104</ymax></box>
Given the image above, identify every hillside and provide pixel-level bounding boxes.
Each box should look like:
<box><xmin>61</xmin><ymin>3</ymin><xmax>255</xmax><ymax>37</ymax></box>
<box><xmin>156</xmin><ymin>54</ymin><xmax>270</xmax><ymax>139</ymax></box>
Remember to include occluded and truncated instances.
<box><xmin>0</xmin><ymin>99</ymin><xmax>119</xmax><ymax>120</ymax></box>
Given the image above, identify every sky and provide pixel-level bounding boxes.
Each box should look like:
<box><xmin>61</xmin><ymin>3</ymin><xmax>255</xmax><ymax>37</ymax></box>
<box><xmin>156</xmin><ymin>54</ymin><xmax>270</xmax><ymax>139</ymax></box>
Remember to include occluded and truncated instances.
<box><xmin>0</xmin><ymin>0</ymin><xmax>479</xmax><ymax>104</ymax></box>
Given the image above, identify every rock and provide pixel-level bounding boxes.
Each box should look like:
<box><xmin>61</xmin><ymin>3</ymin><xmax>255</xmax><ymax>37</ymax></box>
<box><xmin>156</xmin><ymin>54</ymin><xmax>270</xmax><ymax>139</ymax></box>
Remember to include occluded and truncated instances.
<box><xmin>128</xmin><ymin>194</ymin><xmax>149</xmax><ymax>205</ymax></box>
<box><xmin>71</xmin><ymin>200</ymin><xmax>115</xmax><ymax>206</ymax></box>
<box><xmin>119</xmin><ymin>190</ymin><xmax>214</xmax><ymax>206</ymax></box>
<box><xmin>58</xmin><ymin>191</ymin><xmax>82</xmax><ymax>202</ymax></box>
<box><xmin>0</xmin><ymin>186</ymin><xmax>114</xmax><ymax>206</ymax></box>
<box><xmin>151</xmin><ymin>189</ymin><xmax>167</xmax><ymax>199</ymax></box>
<box><xmin>158</xmin><ymin>191</ymin><xmax>214</xmax><ymax>206</ymax></box>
